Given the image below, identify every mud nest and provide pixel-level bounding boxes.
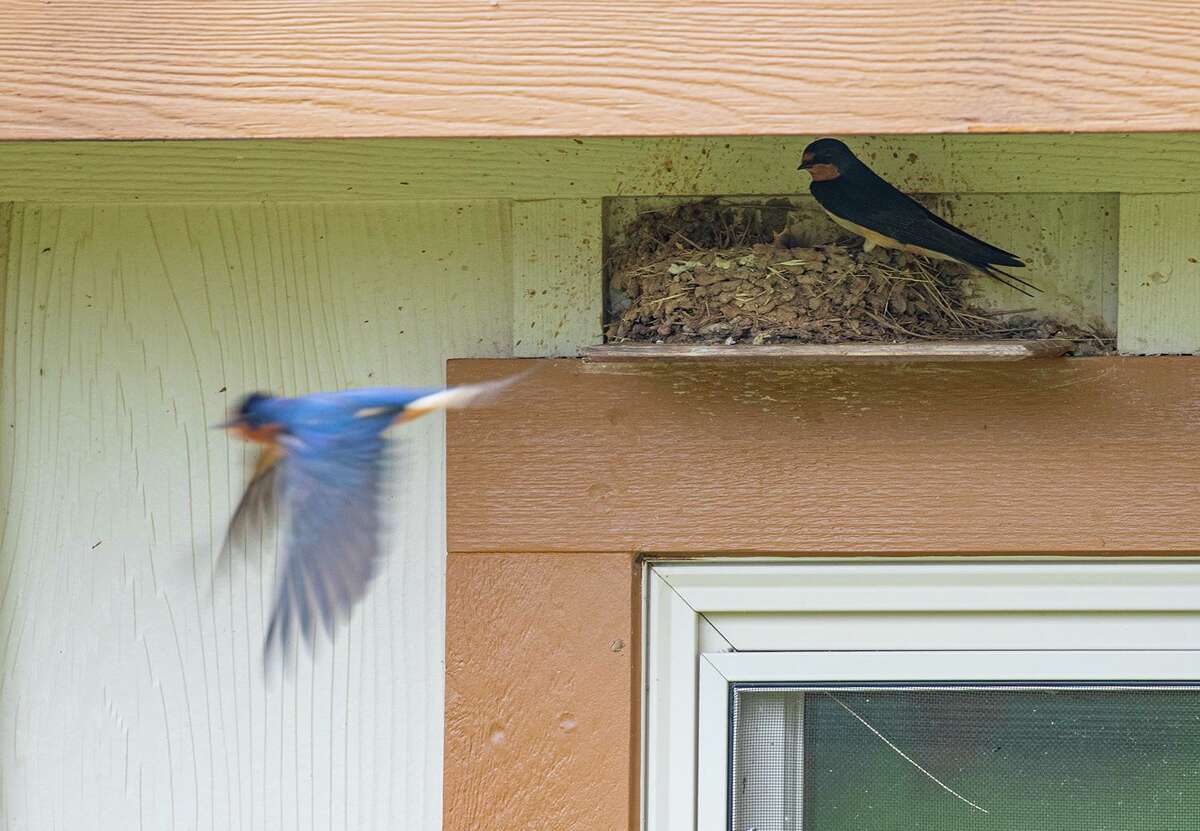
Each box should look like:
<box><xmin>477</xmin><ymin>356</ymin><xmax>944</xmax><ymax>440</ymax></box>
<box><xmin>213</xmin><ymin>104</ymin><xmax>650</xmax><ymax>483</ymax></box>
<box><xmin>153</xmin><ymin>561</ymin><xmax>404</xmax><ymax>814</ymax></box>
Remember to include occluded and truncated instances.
<box><xmin>606</xmin><ymin>200</ymin><xmax>1113</xmax><ymax>355</ymax></box>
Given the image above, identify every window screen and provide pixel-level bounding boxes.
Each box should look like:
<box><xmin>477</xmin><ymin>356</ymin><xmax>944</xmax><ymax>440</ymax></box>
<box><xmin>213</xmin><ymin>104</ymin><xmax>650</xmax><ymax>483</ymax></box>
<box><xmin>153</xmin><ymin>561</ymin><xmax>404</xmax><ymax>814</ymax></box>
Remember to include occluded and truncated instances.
<box><xmin>730</xmin><ymin>685</ymin><xmax>1200</xmax><ymax>831</ymax></box>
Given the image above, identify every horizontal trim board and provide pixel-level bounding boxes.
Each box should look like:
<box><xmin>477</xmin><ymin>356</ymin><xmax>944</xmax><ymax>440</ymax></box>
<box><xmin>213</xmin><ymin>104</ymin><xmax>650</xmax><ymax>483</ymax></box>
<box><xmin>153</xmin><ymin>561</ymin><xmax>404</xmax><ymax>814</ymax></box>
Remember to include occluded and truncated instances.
<box><xmin>5</xmin><ymin>134</ymin><xmax>1200</xmax><ymax>203</ymax></box>
<box><xmin>658</xmin><ymin>561</ymin><xmax>1200</xmax><ymax>611</ymax></box>
<box><xmin>706</xmin><ymin>612</ymin><xmax>1200</xmax><ymax>651</ymax></box>
<box><xmin>5</xmin><ymin>1</ymin><xmax>1200</xmax><ymax>139</ymax></box>
<box><xmin>704</xmin><ymin>650</ymin><xmax>1200</xmax><ymax>682</ymax></box>
<box><xmin>584</xmin><ymin>340</ymin><xmax>1072</xmax><ymax>362</ymax></box>
<box><xmin>446</xmin><ymin>357</ymin><xmax>1200</xmax><ymax>554</ymax></box>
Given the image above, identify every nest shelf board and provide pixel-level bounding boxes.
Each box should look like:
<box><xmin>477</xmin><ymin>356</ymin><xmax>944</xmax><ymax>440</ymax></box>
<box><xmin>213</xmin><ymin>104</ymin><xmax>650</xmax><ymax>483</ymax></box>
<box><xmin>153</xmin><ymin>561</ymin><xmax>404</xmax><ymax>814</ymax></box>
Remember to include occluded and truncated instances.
<box><xmin>583</xmin><ymin>340</ymin><xmax>1073</xmax><ymax>363</ymax></box>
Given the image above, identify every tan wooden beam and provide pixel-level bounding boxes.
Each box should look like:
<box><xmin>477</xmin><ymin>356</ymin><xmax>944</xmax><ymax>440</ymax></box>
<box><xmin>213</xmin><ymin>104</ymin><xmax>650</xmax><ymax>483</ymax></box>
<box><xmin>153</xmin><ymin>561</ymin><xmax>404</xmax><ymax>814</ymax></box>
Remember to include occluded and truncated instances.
<box><xmin>447</xmin><ymin>357</ymin><xmax>1200</xmax><ymax>555</ymax></box>
<box><xmin>5</xmin><ymin>1</ymin><xmax>1200</xmax><ymax>139</ymax></box>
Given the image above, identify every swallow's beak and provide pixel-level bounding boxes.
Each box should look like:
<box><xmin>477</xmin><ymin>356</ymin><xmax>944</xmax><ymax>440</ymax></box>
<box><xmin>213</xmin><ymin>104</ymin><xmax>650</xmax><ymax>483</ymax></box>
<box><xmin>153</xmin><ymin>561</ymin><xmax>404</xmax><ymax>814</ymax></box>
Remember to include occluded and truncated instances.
<box><xmin>798</xmin><ymin>154</ymin><xmax>814</xmax><ymax>170</ymax></box>
<box><xmin>211</xmin><ymin>417</ymin><xmax>239</xmax><ymax>430</ymax></box>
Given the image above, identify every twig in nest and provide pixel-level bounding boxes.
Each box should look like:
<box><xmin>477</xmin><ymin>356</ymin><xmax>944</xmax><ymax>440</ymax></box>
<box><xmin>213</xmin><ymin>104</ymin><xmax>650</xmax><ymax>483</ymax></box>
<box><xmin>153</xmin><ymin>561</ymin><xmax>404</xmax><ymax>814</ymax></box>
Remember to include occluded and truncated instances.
<box><xmin>825</xmin><ymin>693</ymin><xmax>990</xmax><ymax>815</ymax></box>
<box><xmin>865</xmin><ymin>311</ymin><xmax>942</xmax><ymax>340</ymax></box>
<box><xmin>649</xmin><ymin>292</ymin><xmax>688</xmax><ymax>307</ymax></box>
<box><xmin>897</xmin><ymin>260</ymin><xmax>981</xmax><ymax>332</ymax></box>
<box><xmin>671</xmin><ymin>230</ymin><xmax>704</xmax><ymax>251</ymax></box>
<box><xmin>983</xmin><ymin>308</ymin><xmax>1038</xmax><ymax>317</ymax></box>
<box><xmin>919</xmin><ymin>284</ymin><xmax>973</xmax><ymax>332</ymax></box>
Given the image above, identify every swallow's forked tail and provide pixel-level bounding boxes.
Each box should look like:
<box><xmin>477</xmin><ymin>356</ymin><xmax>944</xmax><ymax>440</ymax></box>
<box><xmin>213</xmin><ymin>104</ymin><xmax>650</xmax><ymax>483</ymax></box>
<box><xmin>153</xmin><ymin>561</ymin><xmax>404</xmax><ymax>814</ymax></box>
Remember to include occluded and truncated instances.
<box><xmin>400</xmin><ymin>367</ymin><xmax>534</xmax><ymax>422</ymax></box>
<box><xmin>977</xmin><ymin>263</ymin><xmax>1041</xmax><ymax>298</ymax></box>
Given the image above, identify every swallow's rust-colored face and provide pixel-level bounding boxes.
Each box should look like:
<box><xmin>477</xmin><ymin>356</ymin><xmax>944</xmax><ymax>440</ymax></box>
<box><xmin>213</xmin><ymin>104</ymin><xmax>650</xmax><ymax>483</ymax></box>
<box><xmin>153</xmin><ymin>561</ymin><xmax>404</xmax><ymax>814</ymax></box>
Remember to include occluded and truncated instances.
<box><xmin>799</xmin><ymin>151</ymin><xmax>840</xmax><ymax>182</ymax></box>
<box><xmin>229</xmin><ymin>421</ymin><xmax>283</xmax><ymax>445</ymax></box>
<box><xmin>223</xmin><ymin>391</ymin><xmax>284</xmax><ymax>444</ymax></box>
<box><xmin>800</xmin><ymin>138</ymin><xmax>855</xmax><ymax>182</ymax></box>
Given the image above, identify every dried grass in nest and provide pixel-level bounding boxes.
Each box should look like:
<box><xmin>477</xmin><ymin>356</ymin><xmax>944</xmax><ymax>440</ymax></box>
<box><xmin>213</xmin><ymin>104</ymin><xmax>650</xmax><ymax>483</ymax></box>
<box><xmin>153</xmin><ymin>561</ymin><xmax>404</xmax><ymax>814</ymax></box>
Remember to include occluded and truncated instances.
<box><xmin>605</xmin><ymin>200</ymin><xmax>1114</xmax><ymax>355</ymax></box>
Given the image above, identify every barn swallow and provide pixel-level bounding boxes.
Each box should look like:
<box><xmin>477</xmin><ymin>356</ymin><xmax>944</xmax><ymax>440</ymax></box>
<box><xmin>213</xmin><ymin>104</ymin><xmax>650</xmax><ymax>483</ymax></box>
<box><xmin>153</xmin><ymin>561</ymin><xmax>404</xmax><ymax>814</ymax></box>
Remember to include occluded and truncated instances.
<box><xmin>799</xmin><ymin>138</ymin><xmax>1039</xmax><ymax>296</ymax></box>
<box><xmin>215</xmin><ymin>374</ymin><xmax>525</xmax><ymax>666</ymax></box>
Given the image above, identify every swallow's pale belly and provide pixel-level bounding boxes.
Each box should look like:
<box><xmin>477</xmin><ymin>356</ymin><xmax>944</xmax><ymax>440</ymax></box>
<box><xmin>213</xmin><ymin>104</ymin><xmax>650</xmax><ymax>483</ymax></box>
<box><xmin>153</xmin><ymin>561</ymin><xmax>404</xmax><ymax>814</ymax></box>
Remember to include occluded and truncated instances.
<box><xmin>822</xmin><ymin>208</ymin><xmax>957</xmax><ymax>264</ymax></box>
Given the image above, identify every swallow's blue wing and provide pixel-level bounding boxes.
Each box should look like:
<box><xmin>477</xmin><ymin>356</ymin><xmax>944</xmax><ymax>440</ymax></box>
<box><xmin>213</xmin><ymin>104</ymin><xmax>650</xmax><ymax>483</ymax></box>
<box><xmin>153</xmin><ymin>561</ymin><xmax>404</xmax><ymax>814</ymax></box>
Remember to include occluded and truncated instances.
<box><xmin>288</xmin><ymin>377</ymin><xmax>528</xmax><ymax>427</ymax></box>
<box><xmin>257</xmin><ymin>374</ymin><xmax>528</xmax><ymax>665</ymax></box>
<box><xmin>298</xmin><ymin>386</ymin><xmax>440</xmax><ymax>413</ymax></box>
<box><xmin>215</xmin><ymin>446</ymin><xmax>283</xmax><ymax>580</ymax></box>
<box><xmin>263</xmin><ymin>416</ymin><xmax>394</xmax><ymax>664</ymax></box>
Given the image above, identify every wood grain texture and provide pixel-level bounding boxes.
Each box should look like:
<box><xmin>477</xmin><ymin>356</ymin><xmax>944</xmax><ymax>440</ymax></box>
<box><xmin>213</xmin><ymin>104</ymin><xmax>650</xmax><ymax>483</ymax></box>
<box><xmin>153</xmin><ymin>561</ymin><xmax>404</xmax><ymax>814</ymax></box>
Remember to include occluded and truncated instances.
<box><xmin>1118</xmin><ymin>194</ymin><xmax>1200</xmax><ymax>354</ymax></box>
<box><xmin>584</xmin><ymin>340</ymin><xmax>1073</xmax><ymax>361</ymax></box>
<box><xmin>447</xmin><ymin>358</ymin><xmax>1200</xmax><ymax>555</ymax></box>
<box><xmin>512</xmin><ymin>200</ymin><xmax>603</xmax><ymax>357</ymax></box>
<box><xmin>0</xmin><ymin>202</ymin><xmax>512</xmax><ymax>830</ymax></box>
<box><xmin>444</xmin><ymin>552</ymin><xmax>639</xmax><ymax>831</ymax></box>
<box><xmin>5</xmin><ymin>1</ymin><xmax>1200</xmax><ymax>139</ymax></box>
<box><xmin>5</xmin><ymin>134</ymin><xmax>1200</xmax><ymax>203</ymax></box>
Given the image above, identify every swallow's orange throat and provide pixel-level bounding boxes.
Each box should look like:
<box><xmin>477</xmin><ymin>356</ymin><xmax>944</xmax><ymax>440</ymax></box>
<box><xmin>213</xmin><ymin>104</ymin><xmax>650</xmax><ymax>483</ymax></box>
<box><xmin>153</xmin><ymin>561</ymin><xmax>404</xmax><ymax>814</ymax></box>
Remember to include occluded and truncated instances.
<box><xmin>806</xmin><ymin>163</ymin><xmax>840</xmax><ymax>182</ymax></box>
<box><xmin>230</xmin><ymin>422</ymin><xmax>284</xmax><ymax>445</ymax></box>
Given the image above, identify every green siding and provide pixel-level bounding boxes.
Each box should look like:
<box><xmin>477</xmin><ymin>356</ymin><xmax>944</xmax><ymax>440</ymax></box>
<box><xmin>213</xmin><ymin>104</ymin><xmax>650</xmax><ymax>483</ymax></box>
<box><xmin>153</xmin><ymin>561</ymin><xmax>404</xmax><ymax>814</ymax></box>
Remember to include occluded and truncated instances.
<box><xmin>1</xmin><ymin>134</ymin><xmax>1197</xmax><ymax>353</ymax></box>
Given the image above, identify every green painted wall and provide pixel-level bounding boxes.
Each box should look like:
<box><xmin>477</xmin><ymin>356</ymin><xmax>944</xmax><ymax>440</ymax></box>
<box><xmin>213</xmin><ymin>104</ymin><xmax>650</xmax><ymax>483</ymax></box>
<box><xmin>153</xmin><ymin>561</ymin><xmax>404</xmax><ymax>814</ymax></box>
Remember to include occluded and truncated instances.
<box><xmin>1</xmin><ymin>133</ymin><xmax>1194</xmax><ymax>352</ymax></box>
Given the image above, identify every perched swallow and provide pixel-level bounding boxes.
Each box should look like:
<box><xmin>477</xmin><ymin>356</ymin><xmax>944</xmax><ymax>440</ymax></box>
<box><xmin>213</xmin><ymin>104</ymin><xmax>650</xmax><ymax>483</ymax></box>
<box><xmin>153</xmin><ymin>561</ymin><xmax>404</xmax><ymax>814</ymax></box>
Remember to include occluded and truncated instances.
<box><xmin>799</xmin><ymin>138</ymin><xmax>1039</xmax><ymax>296</ymax></box>
<box><xmin>216</xmin><ymin>375</ymin><xmax>523</xmax><ymax>666</ymax></box>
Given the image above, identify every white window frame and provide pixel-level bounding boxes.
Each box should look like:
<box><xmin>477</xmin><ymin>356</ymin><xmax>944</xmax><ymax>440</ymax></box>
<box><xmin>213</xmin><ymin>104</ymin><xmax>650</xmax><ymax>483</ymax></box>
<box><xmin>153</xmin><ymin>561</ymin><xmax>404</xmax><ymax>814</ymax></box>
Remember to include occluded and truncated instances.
<box><xmin>643</xmin><ymin>559</ymin><xmax>1200</xmax><ymax>831</ymax></box>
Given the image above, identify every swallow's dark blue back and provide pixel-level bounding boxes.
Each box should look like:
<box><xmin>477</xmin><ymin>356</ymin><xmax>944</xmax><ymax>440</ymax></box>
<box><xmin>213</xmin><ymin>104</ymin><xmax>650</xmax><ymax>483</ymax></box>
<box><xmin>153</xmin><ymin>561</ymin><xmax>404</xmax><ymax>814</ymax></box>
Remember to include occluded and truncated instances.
<box><xmin>258</xmin><ymin>388</ymin><xmax>433</xmax><ymax>663</ymax></box>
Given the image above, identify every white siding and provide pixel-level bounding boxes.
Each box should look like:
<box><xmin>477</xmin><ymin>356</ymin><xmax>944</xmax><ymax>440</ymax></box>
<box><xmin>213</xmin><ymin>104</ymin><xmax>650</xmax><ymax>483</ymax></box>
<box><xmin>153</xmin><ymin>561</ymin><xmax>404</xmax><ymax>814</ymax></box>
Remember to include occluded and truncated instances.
<box><xmin>0</xmin><ymin>200</ymin><xmax>590</xmax><ymax>830</ymax></box>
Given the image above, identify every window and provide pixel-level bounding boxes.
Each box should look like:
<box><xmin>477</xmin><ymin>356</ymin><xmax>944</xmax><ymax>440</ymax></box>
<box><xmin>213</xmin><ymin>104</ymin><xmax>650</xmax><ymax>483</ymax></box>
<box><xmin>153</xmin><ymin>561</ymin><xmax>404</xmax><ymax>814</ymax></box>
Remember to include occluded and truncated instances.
<box><xmin>644</xmin><ymin>560</ymin><xmax>1200</xmax><ymax>831</ymax></box>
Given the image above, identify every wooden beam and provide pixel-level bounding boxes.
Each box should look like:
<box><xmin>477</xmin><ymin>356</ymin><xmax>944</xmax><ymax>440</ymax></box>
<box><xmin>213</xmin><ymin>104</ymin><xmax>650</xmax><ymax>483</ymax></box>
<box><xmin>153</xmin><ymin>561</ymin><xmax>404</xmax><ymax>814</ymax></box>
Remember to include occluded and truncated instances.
<box><xmin>511</xmin><ymin>200</ymin><xmax>603</xmax><ymax>357</ymax></box>
<box><xmin>447</xmin><ymin>357</ymin><xmax>1200</xmax><ymax>555</ymax></box>
<box><xmin>4</xmin><ymin>134</ymin><xmax>1200</xmax><ymax>204</ymax></box>
<box><xmin>583</xmin><ymin>340</ymin><xmax>1073</xmax><ymax>362</ymax></box>
<box><xmin>5</xmin><ymin>1</ymin><xmax>1200</xmax><ymax>139</ymax></box>
<box><xmin>1118</xmin><ymin>194</ymin><xmax>1200</xmax><ymax>354</ymax></box>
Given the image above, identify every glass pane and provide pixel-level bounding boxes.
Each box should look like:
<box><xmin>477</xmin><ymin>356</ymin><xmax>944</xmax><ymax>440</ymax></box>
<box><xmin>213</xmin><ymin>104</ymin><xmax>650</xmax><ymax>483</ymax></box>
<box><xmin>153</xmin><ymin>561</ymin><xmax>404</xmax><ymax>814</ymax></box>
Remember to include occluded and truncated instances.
<box><xmin>731</xmin><ymin>686</ymin><xmax>1200</xmax><ymax>831</ymax></box>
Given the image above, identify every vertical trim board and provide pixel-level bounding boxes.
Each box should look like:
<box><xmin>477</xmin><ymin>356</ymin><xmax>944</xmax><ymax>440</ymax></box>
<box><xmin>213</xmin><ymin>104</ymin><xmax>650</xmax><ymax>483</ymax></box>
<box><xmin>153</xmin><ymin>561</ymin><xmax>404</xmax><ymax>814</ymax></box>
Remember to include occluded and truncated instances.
<box><xmin>1118</xmin><ymin>193</ymin><xmax>1200</xmax><ymax>354</ymax></box>
<box><xmin>444</xmin><ymin>551</ymin><xmax>638</xmax><ymax>831</ymax></box>
<box><xmin>511</xmin><ymin>199</ymin><xmax>603</xmax><ymax>357</ymax></box>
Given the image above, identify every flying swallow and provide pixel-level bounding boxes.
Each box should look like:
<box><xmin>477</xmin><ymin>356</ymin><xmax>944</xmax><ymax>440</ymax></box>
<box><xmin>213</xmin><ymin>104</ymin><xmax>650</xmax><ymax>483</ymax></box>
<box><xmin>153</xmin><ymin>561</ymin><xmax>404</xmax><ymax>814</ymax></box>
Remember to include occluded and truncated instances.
<box><xmin>215</xmin><ymin>374</ymin><xmax>524</xmax><ymax>666</ymax></box>
<box><xmin>798</xmin><ymin>138</ymin><xmax>1039</xmax><ymax>296</ymax></box>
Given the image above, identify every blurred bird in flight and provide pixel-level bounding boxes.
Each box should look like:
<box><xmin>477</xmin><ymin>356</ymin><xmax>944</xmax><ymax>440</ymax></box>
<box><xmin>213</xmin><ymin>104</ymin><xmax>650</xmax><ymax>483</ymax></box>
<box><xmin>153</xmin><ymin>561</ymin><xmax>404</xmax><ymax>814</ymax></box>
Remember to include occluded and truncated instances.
<box><xmin>216</xmin><ymin>374</ymin><xmax>524</xmax><ymax>667</ymax></box>
<box><xmin>799</xmin><ymin>138</ymin><xmax>1040</xmax><ymax>297</ymax></box>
